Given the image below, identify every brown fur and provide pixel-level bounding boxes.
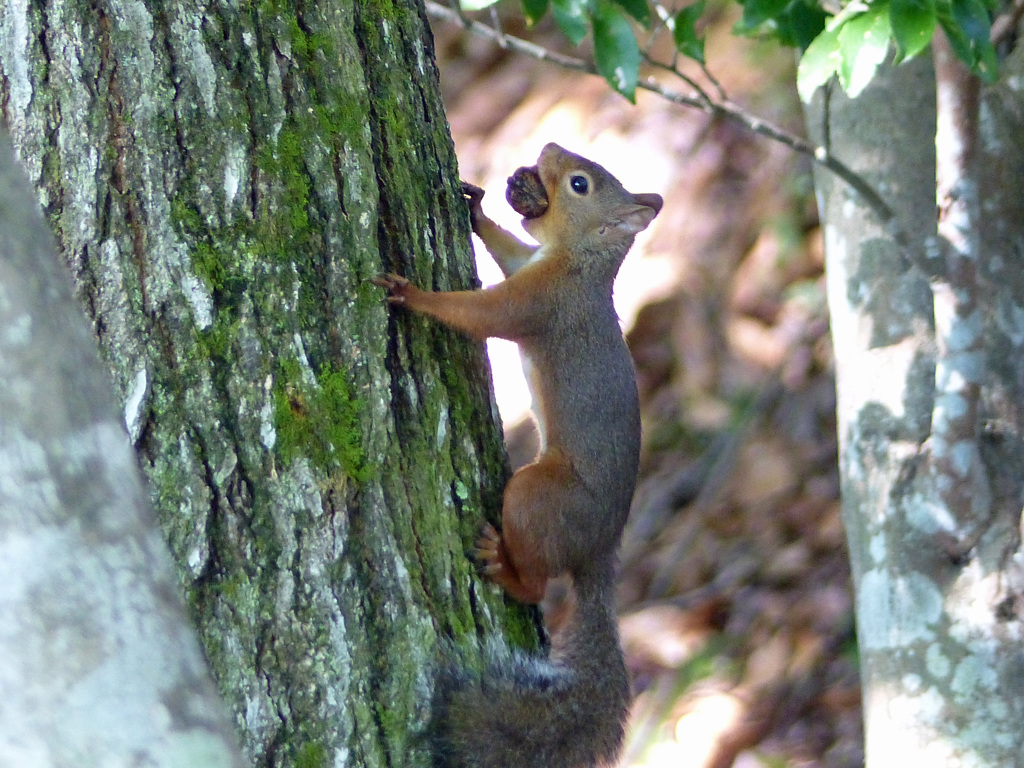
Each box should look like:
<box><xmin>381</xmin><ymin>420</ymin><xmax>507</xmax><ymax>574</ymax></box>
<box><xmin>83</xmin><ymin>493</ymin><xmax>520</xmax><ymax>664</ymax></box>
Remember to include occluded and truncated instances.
<box><xmin>375</xmin><ymin>143</ymin><xmax>662</xmax><ymax>768</ymax></box>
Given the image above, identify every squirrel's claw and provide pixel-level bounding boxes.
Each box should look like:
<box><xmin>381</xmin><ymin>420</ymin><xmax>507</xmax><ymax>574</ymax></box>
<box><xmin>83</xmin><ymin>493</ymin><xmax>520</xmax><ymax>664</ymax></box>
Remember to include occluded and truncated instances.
<box><xmin>370</xmin><ymin>272</ymin><xmax>408</xmax><ymax>290</ymax></box>
<box><xmin>475</xmin><ymin>523</ymin><xmax>504</xmax><ymax>575</ymax></box>
<box><xmin>462</xmin><ymin>182</ymin><xmax>486</xmax><ymax>232</ymax></box>
<box><xmin>371</xmin><ymin>272</ymin><xmax>411</xmax><ymax>304</ymax></box>
<box><xmin>461</xmin><ymin>181</ymin><xmax>485</xmax><ymax>206</ymax></box>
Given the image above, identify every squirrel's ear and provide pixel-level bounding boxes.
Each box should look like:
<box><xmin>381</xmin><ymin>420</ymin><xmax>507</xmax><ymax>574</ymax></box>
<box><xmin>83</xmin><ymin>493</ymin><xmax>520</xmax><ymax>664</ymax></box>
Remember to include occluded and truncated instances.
<box><xmin>613</xmin><ymin>195</ymin><xmax>662</xmax><ymax>235</ymax></box>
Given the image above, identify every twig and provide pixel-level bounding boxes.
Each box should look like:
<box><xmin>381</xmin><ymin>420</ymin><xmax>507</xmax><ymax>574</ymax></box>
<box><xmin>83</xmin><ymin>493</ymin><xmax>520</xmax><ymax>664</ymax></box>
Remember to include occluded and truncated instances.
<box><xmin>650</xmin><ymin>1</ymin><xmax>681</xmax><ymax>70</ymax></box>
<box><xmin>448</xmin><ymin>0</ymin><xmax>468</xmax><ymax>25</ymax></box>
<box><xmin>424</xmin><ymin>0</ymin><xmax>919</xmax><ymax>265</ymax></box>
<box><xmin>991</xmin><ymin>0</ymin><xmax>1024</xmax><ymax>46</ymax></box>
<box><xmin>651</xmin><ymin>0</ymin><xmax>673</xmax><ymax>24</ymax></box>
<box><xmin>638</xmin><ymin>72</ymin><xmax>915</xmax><ymax>259</ymax></box>
<box><xmin>641</xmin><ymin>6</ymin><xmax>666</xmax><ymax>59</ymax></box>
<box><xmin>699</xmin><ymin>61</ymin><xmax>728</xmax><ymax>102</ymax></box>
<box><xmin>652</xmin><ymin>0</ymin><xmax>729</xmax><ymax>100</ymax></box>
<box><xmin>642</xmin><ymin>54</ymin><xmax>717</xmax><ymax>109</ymax></box>
<box><xmin>428</xmin><ymin>1</ymin><xmax>592</xmax><ymax>71</ymax></box>
<box><xmin>488</xmin><ymin>5</ymin><xmax>504</xmax><ymax>39</ymax></box>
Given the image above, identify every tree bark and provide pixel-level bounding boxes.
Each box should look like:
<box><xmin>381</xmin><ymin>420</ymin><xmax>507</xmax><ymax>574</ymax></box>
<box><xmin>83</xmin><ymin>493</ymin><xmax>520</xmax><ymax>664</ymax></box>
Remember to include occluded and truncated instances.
<box><xmin>0</xmin><ymin>129</ymin><xmax>244</xmax><ymax>768</ymax></box>
<box><xmin>0</xmin><ymin>1</ymin><xmax>519</xmax><ymax>766</ymax></box>
<box><xmin>806</xmin><ymin>49</ymin><xmax>1024</xmax><ymax>766</ymax></box>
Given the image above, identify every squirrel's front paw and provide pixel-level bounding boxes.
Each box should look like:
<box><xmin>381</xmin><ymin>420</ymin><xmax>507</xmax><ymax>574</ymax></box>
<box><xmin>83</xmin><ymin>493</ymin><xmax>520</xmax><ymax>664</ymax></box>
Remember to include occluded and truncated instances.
<box><xmin>461</xmin><ymin>181</ymin><xmax>485</xmax><ymax>208</ymax></box>
<box><xmin>371</xmin><ymin>273</ymin><xmax>415</xmax><ymax>305</ymax></box>
<box><xmin>462</xmin><ymin>182</ymin><xmax>486</xmax><ymax>231</ymax></box>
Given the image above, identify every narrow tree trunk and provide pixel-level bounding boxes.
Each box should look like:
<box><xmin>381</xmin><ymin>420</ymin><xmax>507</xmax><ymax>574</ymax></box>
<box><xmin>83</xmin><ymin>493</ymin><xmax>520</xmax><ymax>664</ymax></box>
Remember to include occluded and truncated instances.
<box><xmin>0</xmin><ymin>1</ymin><xmax>519</xmax><ymax>765</ymax></box>
<box><xmin>806</xmin><ymin>50</ymin><xmax>1024</xmax><ymax>765</ymax></box>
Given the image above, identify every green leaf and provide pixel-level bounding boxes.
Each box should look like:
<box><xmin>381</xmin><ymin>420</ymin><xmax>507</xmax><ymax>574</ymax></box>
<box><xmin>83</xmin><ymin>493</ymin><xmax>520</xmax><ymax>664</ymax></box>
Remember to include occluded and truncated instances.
<box><xmin>950</xmin><ymin>0</ymin><xmax>998</xmax><ymax>78</ymax></box>
<box><xmin>736</xmin><ymin>0</ymin><xmax>793</xmax><ymax>32</ymax></box>
<box><xmin>938</xmin><ymin>13</ymin><xmax>971</xmax><ymax>61</ymax></box>
<box><xmin>837</xmin><ymin>4</ymin><xmax>892</xmax><ymax>97</ymax></box>
<box><xmin>977</xmin><ymin>31</ymin><xmax>998</xmax><ymax>78</ymax></box>
<box><xmin>951</xmin><ymin>0</ymin><xmax>991</xmax><ymax>43</ymax></box>
<box><xmin>611</xmin><ymin>0</ymin><xmax>651</xmax><ymax>26</ymax></box>
<box><xmin>773</xmin><ymin>1</ymin><xmax>830</xmax><ymax>50</ymax></box>
<box><xmin>797</xmin><ymin>24</ymin><xmax>842</xmax><ymax>102</ymax></box>
<box><xmin>461</xmin><ymin>0</ymin><xmax>500</xmax><ymax>9</ymax></box>
<box><xmin>673</xmin><ymin>1</ymin><xmax>706</xmax><ymax>63</ymax></box>
<box><xmin>522</xmin><ymin>0</ymin><xmax>551</xmax><ymax>25</ymax></box>
<box><xmin>592</xmin><ymin>1</ymin><xmax>641</xmax><ymax>101</ymax></box>
<box><xmin>890</xmin><ymin>0</ymin><xmax>936</xmax><ymax>58</ymax></box>
<box><xmin>552</xmin><ymin>0</ymin><xmax>589</xmax><ymax>45</ymax></box>
<box><xmin>825</xmin><ymin>1</ymin><xmax>870</xmax><ymax>31</ymax></box>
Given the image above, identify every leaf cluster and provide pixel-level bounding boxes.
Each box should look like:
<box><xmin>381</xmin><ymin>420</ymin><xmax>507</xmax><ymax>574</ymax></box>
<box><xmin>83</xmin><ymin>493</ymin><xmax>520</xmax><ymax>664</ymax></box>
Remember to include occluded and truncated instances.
<box><xmin>458</xmin><ymin>0</ymin><xmax>1001</xmax><ymax>104</ymax></box>
<box><xmin>460</xmin><ymin>0</ymin><xmax>712</xmax><ymax>100</ymax></box>
<box><xmin>795</xmin><ymin>0</ymin><xmax>999</xmax><ymax>102</ymax></box>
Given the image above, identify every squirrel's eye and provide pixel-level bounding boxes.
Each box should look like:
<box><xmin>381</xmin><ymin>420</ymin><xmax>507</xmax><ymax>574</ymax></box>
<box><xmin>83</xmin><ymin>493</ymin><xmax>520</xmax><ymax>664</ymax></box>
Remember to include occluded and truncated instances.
<box><xmin>569</xmin><ymin>175</ymin><xmax>589</xmax><ymax>195</ymax></box>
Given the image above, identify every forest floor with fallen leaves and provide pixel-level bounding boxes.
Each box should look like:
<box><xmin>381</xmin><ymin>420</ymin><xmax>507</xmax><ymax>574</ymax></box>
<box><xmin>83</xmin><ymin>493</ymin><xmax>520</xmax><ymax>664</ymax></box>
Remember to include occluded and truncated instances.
<box><xmin>430</xmin><ymin>4</ymin><xmax>863</xmax><ymax>766</ymax></box>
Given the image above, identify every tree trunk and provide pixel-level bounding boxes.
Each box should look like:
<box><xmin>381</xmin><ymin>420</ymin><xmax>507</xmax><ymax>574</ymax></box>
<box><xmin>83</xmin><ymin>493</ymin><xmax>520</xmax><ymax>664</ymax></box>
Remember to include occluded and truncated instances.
<box><xmin>0</xmin><ymin>1</ymin><xmax>520</xmax><ymax>766</ymax></box>
<box><xmin>806</xmin><ymin>49</ymin><xmax>1024</xmax><ymax>765</ymax></box>
<box><xmin>0</xmin><ymin>129</ymin><xmax>244</xmax><ymax>768</ymax></box>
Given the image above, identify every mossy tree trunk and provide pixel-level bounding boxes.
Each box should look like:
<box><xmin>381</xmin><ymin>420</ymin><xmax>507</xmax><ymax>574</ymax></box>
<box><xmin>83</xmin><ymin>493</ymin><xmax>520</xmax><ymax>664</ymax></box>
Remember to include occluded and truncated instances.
<box><xmin>806</xmin><ymin>51</ymin><xmax>1024</xmax><ymax>765</ymax></box>
<box><xmin>0</xmin><ymin>1</ymin><xmax>518</xmax><ymax>766</ymax></box>
<box><xmin>0</xmin><ymin>130</ymin><xmax>244</xmax><ymax>768</ymax></box>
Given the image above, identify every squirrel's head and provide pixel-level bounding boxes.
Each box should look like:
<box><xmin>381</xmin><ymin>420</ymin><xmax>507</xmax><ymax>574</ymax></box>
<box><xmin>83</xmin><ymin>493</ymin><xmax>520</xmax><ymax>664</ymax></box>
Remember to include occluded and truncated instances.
<box><xmin>516</xmin><ymin>143</ymin><xmax>662</xmax><ymax>257</ymax></box>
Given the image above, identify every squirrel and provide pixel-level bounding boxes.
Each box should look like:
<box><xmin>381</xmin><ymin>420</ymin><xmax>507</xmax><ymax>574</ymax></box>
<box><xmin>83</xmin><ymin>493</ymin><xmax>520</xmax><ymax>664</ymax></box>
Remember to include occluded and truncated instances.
<box><xmin>374</xmin><ymin>143</ymin><xmax>662</xmax><ymax>768</ymax></box>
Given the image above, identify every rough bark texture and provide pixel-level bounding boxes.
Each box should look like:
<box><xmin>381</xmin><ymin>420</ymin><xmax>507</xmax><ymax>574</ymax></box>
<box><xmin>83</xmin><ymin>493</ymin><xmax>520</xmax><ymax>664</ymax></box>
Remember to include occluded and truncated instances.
<box><xmin>0</xmin><ymin>131</ymin><xmax>243</xmax><ymax>768</ymax></box>
<box><xmin>0</xmin><ymin>1</ymin><xmax>521</xmax><ymax>766</ymax></box>
<box><xmin>807</xmin><ymin>52</ymin><xmax>1024</xmax><ymax>765</ymax></box>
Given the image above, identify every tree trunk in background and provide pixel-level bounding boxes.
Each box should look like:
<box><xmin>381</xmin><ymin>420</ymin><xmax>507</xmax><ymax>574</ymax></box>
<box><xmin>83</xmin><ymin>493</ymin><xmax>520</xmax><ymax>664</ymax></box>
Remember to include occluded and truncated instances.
<box><xmin>0</xmin><ymin>1</ymin><xmax>518</xmax><ymax>766</ymax></box>
<box><xmin>0</xmin><ymin>131</ymin><xmax>243</xmax><ymax>768</ymax></box>
<box><xmin>807</xmin><ymin>51</ymin><xmax>1024</xmax><ymax>765</ymax></box>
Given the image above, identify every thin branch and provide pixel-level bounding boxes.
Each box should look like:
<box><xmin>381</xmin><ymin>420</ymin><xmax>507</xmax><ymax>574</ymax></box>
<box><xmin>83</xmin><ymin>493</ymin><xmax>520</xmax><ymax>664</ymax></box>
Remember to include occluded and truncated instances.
<box><xmin>488</xmin><ymin>5</ymin><xmax>504</xmax><ymax>38</ymax></box>
<box><xmin>641</xmin><ymin>53</ymin><xmax>717</xmax><ymax>109</ymax></box>
<box><xmin>428</xmin><ymin>1</ymin><xmax>592</xmax><ymax>71</ymax></box>
<box><xmin>650</xmin><ymin>0</ymin><xmax>728</xmax><ymax>99</ymax></box>
<box><xmin>651</xmin><ymin>0</ymin><xmax>673</xmax><ymax>24</ymax></box>
<box><xmin>641</xmin><ymin>6</ymin><xmax>668</xmax><ymax>59</ymax></box>
<box><xmin>991</xmin><ymin>0</ymin><xmax>1024</xmax><ymax>46</ymax></box>
<box><xmin>649</xmin><ymin>1</ymin><xmax>680</xmax><ymax>69</ymax></box>
<box><xmin>638</xmin><ymin>73</ymin><xmax>912</xmax><ymax>255</ymax></box>
<box><xmin>448</xmin><ymin>0</ymin><xmax>469</xmax><ymax>25</ymax></box>
<box><xmin>424</xmin><ymin>0</ymin><xmax>918</xmax><ymax>264</ymax></box>
<box><xmin>699</xmin><ymin>60</ymin><xmax>728</xmax><ymax>102</ymax></box>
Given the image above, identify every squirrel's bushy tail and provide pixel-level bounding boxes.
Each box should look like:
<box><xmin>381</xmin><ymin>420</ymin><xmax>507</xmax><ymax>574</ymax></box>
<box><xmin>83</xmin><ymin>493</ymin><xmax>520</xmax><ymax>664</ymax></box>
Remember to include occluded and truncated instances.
<box><xmin>430</xmin><ymin>566</ymin><xmax>629</xmax><ymax>768</ymax></box>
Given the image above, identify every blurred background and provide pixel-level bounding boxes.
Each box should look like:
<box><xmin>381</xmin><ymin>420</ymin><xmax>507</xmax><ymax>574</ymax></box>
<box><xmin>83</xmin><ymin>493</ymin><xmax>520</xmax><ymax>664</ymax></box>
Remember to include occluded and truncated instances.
<box><xmin>429</xmin><ymin>3</ymin><xmax>860</xmax><ymax>766</ymax></box>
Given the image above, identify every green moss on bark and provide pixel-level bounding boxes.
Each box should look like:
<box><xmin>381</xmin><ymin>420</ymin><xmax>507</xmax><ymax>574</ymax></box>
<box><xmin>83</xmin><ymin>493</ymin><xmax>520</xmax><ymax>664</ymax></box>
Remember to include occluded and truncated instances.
<box><xmin>273</xmin><ymin>357</ymin><xmax>369</xmax><ymax>483</ymax></box>
<box><xmin>295</xmin><ymin>742</ymin><xmax>329</xmax><ymax>768</ymax></box>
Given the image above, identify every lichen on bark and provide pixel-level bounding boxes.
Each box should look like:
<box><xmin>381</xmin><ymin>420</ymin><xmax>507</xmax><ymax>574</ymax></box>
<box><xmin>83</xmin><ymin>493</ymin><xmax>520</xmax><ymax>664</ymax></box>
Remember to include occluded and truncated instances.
<box><xmin>808</xmin><ymin>52</ymin><xmax>1024</xmax><ymax>767</ymax></box>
